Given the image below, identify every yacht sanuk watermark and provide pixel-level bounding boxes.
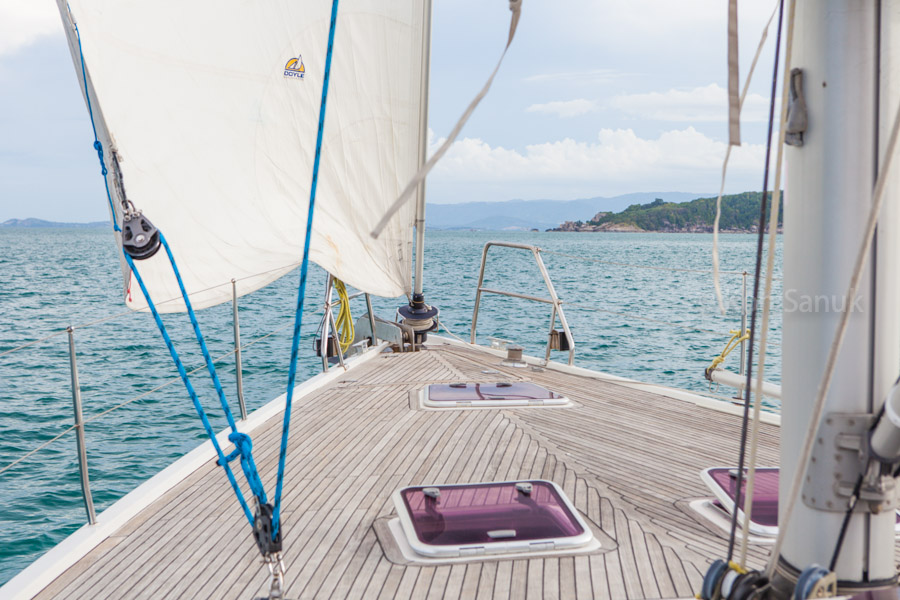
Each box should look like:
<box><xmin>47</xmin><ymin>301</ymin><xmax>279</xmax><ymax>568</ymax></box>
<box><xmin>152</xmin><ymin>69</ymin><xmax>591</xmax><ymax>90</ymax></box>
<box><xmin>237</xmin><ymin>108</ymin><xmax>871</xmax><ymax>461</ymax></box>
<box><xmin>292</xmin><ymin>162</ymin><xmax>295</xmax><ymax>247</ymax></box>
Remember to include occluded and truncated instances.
<box><xmin>3</xmin><ymin>0</ymin><xmax>900</xmax><ymax>599</ymax></box>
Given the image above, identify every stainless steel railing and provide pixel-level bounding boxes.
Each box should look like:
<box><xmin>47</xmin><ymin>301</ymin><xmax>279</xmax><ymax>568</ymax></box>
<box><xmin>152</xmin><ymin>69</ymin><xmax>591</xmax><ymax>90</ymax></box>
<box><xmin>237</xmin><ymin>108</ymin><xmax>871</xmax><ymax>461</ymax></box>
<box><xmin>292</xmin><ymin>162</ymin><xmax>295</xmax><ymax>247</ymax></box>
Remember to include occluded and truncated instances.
<box><xmin>0</xmin><ymin>268</ymin><xmax>312</xmax><ymax>526</ymax></box>
<box><xmin>471</xmin><ymin>242</ymin><xmax>576</xmax><ymax>366</ymax></box>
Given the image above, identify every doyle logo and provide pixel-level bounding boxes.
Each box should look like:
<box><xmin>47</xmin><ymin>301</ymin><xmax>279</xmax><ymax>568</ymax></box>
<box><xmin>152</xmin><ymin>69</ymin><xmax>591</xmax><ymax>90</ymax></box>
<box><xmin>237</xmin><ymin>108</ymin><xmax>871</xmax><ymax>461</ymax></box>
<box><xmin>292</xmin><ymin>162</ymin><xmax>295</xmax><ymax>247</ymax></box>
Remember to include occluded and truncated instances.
<box><xmin>284</xmin><ymin>55</ymin><xmax>305</xmax><ymax>79</ymax></box>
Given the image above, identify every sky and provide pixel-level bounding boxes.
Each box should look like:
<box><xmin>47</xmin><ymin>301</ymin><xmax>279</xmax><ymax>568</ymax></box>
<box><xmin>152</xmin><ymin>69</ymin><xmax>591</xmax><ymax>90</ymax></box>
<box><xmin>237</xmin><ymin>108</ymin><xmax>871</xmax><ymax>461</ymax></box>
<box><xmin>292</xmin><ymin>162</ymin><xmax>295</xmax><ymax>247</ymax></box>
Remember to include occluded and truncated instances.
<box><xmin>0</xmin><ymin>0</ymin><xmax>781</xmax><ymax>222</ymax></box>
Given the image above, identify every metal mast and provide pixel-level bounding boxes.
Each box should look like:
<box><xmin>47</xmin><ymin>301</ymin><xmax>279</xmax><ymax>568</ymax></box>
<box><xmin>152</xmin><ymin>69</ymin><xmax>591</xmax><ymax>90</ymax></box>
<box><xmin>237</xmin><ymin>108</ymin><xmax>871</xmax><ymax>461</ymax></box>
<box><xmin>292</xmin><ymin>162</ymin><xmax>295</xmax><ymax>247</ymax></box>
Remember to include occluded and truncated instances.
<box><xmin>779</xmin><ymin>0</ymin><xmax>900</xmax><ymax>590</ymax></box>
<box><xmin>398</xmin><ymin>0</ymin><xmax>440</xmax><ymax>347</ymax></box>
<box><xmin>413</xmin><ymin>0</ymin><xmax>433</xmax><ymax>297</ymax></box>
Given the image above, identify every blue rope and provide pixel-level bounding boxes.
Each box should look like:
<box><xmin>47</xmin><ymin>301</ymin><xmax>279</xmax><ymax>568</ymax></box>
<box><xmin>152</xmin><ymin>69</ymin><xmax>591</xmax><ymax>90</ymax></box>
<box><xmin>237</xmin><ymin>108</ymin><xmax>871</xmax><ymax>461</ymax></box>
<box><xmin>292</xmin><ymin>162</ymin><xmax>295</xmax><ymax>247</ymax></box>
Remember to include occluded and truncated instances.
<box><xmin>73</xmin><ymin>6</ymin><xmax>268</xmax><ymax>529</ymax></box>
<box><xmin>73</xmin><ymin>19</ymin><xmax>120</xmax><ymax>232</ymax></box>
<box><xmin>272</xmin><ymin>0</ymin><xmax>341</xmax><ymax>539</ymax></box>
<box><xmin>124</xmin><ymin>233</ymin><xmax>267</xmax><ymax>525</ymax></box>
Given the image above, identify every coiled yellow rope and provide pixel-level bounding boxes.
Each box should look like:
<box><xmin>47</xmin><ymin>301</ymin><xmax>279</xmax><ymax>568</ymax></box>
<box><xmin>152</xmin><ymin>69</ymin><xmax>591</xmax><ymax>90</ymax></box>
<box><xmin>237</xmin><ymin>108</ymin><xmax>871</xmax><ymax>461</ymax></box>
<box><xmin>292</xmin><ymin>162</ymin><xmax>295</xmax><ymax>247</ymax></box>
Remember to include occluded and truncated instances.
<box><xmin>705</xmin><ymin>329</ymin><xmax>750</xmax><ymax>378</ymax></box>
<box><xmin>333</xmin><ymin>278</ymin><xmax>354</xmax><ymax>352</ymax></box>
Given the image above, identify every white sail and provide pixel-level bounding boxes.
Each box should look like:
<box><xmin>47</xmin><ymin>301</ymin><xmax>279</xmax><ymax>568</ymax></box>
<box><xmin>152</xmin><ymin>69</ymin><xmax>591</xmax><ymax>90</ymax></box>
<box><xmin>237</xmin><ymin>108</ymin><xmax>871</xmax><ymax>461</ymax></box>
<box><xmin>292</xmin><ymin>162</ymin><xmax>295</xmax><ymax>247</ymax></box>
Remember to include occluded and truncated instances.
<box><xmin>57</xmin><ymin>0</ymin><xmax>425</xmax><ymax>311</ymax></box>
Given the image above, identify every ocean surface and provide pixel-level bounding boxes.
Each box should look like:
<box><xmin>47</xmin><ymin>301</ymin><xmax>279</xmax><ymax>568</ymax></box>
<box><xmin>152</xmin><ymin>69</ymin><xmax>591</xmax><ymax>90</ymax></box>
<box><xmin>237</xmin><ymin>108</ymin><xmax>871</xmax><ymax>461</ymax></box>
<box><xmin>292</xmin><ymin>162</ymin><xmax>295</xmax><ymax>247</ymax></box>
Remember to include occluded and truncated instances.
<box><xmin>0</xmin><ymin>228</ymin><xmax>782</xmax><ymax>586</ymax></box>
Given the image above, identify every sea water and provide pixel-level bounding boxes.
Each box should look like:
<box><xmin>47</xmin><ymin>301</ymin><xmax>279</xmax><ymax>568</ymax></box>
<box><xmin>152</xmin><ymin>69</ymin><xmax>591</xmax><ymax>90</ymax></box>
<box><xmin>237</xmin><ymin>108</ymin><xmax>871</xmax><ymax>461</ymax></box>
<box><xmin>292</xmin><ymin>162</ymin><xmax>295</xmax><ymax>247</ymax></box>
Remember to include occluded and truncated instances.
<box><xmin>0</xmin><ymin>228</ymin><xmax>781</xmax><ymax>585</ymax></box>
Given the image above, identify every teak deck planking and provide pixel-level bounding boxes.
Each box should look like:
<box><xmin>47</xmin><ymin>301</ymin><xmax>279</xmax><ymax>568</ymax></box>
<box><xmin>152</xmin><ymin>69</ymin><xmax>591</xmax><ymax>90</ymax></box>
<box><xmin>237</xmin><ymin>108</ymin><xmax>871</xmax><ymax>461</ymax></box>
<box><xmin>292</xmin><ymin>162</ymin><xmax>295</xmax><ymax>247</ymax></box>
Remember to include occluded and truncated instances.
<box><xmin>28</xmin><ymin>341</ymin><xmax>863</xmax><ymax>598</ymax></box>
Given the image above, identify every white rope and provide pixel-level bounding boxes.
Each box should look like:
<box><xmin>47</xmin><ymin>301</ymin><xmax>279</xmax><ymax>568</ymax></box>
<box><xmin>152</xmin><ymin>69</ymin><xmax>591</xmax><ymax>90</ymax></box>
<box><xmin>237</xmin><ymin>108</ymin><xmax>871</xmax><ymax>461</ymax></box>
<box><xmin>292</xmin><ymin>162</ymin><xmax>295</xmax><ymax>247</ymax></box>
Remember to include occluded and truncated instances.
<box><xmin>739</xmin><ymin>0</ymin><xmax>796</xmax><ymax>568</ymax></box>
<box><xmin>712</xmin><ymin>0</ymin><xmax>781</xmax><ymax>315</ymax></box>
<box><xmin>765</xmin><ymin>94</ymin><xmax>900</xmax><ymax>580</ymax></box>
<box><xmin>437</xmin><ymin>319</ymin><xmax>469</xmax><ymax>344</ymax></box>
<box><xmin>371</xmin><ymin>0</ymin><xmax>522</xmax><ymax>239</ymax></box>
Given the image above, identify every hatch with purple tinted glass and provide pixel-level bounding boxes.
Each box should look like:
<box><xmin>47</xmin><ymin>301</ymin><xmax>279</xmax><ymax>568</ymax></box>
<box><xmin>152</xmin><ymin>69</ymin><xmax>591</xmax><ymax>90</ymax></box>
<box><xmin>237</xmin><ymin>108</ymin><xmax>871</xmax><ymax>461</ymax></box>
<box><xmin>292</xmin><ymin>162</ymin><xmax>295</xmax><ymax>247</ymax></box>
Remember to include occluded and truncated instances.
<box><xmin>392</xmin><ymin>480</ymin><xmax>594</xmax><ymax>557</ymax></box>
<box><xmin>422</xmin><ymin>382</ymin><xmax>569</xmax><ymax>408</ymax></box>
<box><xmin>700</xmin><ymin>467</ymin><xmax>900</xmax><ymax>538</ymax></box>
<box><xmin>701</xmin><ymin>467</ymin><xmax>779</xmax><ymax>536</ymax></box>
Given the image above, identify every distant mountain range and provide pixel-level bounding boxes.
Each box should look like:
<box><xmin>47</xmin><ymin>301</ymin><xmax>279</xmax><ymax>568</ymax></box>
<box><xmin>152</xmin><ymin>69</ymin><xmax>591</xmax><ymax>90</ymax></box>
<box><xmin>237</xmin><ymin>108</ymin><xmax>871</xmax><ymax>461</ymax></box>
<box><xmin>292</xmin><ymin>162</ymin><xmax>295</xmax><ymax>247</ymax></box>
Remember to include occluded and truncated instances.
<box><xmin>426</xmin><ymin>192</ymin><xmax>708</xmax><ymax>231</ymax></box>
<box><xmin>1</xmin><ymin>218</ymin><xmax>106</xmax><ymax>228</ymax></box>
<box><xmin>2</xmin><ymin>192</ymin><xmax>711</xmax><ymax>232</ymax></box>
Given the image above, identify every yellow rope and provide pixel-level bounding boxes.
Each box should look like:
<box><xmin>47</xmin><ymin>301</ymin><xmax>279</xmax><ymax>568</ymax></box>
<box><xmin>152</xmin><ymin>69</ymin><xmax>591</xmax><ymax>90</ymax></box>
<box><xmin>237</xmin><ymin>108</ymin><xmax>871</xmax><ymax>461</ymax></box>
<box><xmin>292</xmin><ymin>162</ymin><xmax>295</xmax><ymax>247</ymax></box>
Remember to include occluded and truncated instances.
<box><xmin>706</xmin><ymin>329</ymin><xmax>750</xmax><ymax>376</ymax></box>
<box><xmin>333</xmin><ymin>278</ymin><xmax>355</xmax><ymax>352</ymax></box>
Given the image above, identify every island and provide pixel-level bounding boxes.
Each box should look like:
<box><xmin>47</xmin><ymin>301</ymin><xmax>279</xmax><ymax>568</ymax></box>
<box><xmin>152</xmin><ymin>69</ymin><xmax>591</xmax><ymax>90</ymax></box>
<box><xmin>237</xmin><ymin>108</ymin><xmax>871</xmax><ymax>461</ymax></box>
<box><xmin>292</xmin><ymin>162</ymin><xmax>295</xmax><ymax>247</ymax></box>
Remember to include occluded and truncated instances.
<box><xmin>549</xmin><ymin>192</ymin><xmax>783</xmax><ymax>233</ymax></box>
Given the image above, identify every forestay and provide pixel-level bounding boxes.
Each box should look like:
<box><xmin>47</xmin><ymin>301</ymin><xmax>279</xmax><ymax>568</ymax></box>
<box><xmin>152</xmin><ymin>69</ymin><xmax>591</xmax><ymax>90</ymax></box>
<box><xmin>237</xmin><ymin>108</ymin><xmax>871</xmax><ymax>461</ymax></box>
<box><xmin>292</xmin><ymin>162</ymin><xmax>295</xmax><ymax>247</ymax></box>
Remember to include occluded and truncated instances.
<box><xmin>57</xmin><ymin>0</ymin><xmax>426</xmax><ymax>311</ymax></box>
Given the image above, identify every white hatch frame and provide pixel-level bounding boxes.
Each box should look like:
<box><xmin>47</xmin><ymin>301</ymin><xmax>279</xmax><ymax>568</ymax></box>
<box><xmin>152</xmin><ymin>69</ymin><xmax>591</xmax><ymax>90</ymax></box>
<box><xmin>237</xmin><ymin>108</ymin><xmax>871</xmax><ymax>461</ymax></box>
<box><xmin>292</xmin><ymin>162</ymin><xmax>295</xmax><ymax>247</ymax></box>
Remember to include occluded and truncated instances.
<box><xmin>392</xmin><ymin>479</ymin><xmax>595</xmax><ymax>558</ymax></box>
<box><xmin>420</xmin><ymin>382</ymin><xmax>571</xmax><ymax>409</ymax></box>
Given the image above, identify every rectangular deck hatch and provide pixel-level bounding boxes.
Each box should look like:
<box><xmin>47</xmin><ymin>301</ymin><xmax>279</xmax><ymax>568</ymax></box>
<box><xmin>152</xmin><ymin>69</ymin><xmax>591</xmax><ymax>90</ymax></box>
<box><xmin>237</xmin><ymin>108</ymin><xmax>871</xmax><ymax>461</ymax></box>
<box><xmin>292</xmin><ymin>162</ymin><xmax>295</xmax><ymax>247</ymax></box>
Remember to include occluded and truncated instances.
<box><xmin>423</xmin><ymin>382</ymin><xmax>569</xmax><ymax>408</ymax></box>
<box><xmin>701</xmin><ymin>467</ymin><xmax>900</xmax><ymax>538</ymax></box>
<box><xmin>702</xmin><ymin>467</ymin><xmax>779</xmax><ymax>536</ymax></box>
<box><xmin>393</xmin><ymin>480</ymin><xmax>593</xmax><ymax>557</ymax></box>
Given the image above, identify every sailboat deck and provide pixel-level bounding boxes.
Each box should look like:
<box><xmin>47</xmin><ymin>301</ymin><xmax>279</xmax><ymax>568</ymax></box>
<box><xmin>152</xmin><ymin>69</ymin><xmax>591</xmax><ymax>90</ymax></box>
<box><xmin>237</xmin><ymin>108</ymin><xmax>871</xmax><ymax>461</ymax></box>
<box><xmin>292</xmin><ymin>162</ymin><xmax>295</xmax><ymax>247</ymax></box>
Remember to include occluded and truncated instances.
<box><xmin>33</xmin><ymin>341</ymin><xmax>788</xmax><ymax>599</ymax></box>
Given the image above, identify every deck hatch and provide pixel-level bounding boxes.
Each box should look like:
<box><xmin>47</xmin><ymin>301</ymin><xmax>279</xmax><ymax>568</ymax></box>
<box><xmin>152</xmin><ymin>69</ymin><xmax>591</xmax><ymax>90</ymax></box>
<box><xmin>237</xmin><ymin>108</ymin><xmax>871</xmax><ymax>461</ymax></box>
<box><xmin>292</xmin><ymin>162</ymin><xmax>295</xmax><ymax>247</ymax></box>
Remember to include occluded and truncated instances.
<box><xmin>702</xmin><ymin>467</ymin><xmax>779</xmax><ymax>535</ymax></box>
<box><xmin>701</xmin><ymin>467</ymin><xmax>900</xmax><ymax>538</ymax></box>
<box><xmin>393</xmin><ymin>480</ymin><xmax>593</xmax><ymax>557</ymax></box>
<box><xmin>423</xmin><ymin>382</ymin><xmax>568</xmax><ymax>408</ymax></box>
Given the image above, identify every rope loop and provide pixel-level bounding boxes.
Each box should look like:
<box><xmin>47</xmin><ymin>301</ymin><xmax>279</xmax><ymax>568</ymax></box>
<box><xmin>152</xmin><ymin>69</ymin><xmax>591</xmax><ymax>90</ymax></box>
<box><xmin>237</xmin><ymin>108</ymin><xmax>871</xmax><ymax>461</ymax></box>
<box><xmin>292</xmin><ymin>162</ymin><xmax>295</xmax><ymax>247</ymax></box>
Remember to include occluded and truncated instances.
<box><xmin>228</xmin><ymin>431</ymin><xmax>268</xmax><ymax>503</ymax></box>
<box><xmin>705</xmin><ymin>328</ymin><xmax>750</xmax><ymax>377</ymax></box>
<box><xmin>92</xmin><ymin>141</ymin><xmax>108</xmax><ymax>176</ymax></box>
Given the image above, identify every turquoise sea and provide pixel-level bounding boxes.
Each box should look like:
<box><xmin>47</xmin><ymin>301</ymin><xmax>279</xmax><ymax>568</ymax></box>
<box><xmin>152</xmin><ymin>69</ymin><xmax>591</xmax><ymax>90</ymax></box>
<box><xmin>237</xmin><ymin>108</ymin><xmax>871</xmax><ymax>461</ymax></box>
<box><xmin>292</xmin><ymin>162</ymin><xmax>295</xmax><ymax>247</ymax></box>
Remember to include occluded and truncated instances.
<box><xmin>0</xmin><ymin>228</ymin><xmax>782</xmax><ymax>585</ymax></box>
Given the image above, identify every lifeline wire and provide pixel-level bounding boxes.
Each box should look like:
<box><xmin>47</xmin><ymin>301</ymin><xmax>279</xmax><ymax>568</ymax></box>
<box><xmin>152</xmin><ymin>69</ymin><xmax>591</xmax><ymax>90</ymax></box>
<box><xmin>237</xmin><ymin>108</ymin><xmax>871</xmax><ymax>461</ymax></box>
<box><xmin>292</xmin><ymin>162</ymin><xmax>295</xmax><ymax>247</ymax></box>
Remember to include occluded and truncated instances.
<box><xmin>273</xmin><ymin>0</ymin><xmax>341</xmax><ymax>540</ymax></box>
<box><xmin>725</xmin><ymin>0</ymin><xmax>784</xmax><ymax>564</ymax></box>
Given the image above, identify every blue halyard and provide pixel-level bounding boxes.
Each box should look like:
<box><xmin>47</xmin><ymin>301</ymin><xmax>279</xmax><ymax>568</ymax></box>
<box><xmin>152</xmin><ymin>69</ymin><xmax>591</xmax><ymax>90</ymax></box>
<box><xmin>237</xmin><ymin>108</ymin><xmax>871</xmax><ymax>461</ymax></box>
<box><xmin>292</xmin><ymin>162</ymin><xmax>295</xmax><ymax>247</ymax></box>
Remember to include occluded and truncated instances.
<box><xmin>74</xmin><ymin>0</ymin><xmax>342</xmax><ymax>548</ymax></box>
<box><xmin>73</xmin><ymin>20</ymin><xmax>119</xmax><ymax>233</ymax></box>
<box><xmin>273</xmin><ymin>0</ymin><xmax>342</xmax><ymax>541</ymax></box>
<box><xmin>123</xmin><ymin>238</ymin><xmax>258</xmax><ymax>525</ymax></box>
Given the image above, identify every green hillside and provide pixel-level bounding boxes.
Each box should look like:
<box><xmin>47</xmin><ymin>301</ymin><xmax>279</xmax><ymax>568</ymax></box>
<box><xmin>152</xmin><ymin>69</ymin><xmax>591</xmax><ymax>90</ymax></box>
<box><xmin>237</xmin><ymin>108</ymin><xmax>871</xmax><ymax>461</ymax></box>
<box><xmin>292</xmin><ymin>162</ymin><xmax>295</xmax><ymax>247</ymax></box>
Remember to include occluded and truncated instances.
<box><xmin>587</xmin><ymin>192</ymin><xmax>783</xmax><ymax>232</ymax></box>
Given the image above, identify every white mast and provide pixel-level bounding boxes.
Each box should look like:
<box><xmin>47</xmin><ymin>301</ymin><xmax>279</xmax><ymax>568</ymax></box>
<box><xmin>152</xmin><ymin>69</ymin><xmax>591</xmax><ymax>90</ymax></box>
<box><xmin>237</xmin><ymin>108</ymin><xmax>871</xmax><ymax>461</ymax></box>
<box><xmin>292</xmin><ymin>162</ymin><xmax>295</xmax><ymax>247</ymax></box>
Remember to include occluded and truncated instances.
<box><xmin>413</xmin><ymin>0</ymin><xmax>433</xmax><ymax>297</ymax></box>
<box><xmin>780</xmin><ymin>0</ymin><xmax>900</xmax><ymax>587</ymax></box>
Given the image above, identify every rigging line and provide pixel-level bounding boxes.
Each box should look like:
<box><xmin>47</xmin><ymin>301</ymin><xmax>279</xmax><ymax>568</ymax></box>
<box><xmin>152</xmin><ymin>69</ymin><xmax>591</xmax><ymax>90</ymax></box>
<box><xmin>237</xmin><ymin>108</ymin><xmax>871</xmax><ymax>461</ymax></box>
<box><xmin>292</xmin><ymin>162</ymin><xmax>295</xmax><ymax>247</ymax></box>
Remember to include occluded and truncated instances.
<box><xmin>725</xmin><ymin>0</ymin><xmax>784</xmax><ymax>566</ymax></box>
<box><xmin>0</xmin><ymin>261</ymin><xmax>303</xmax><ymax>361</ymax></box>
<box><xmin>765</xmin><ymin>84</ymin><xmax>900</xmax><ymax>582</ymax></box>
<box><xmin>83</xmin><ymin>318</ymin><xmax>296</xmax><ymax>427</ymax></box>
<box><xmin>371</xmin><ymin>0</ymin><xmax>522</xmax><ymax>239</ymax></box>
<box><xmin>0</xmin><ymin>425</ymin><xmax>77</xmax><ymax>477</ymax></box>
<box><xmin>541</xmin><ymin>250</ymin><xmax>747</xmax><ymax>276</ymax></box>
<box><xmin>2</xmin><ymin>316</ymin><xmax>297</xmax><ymax>478</ymax></box>
<box><xmin>0</xmin><ymin>330</ymin><xmax>68</xmax><ymax>359</ymax></box>
<box><xmin>70</xmin><ymin>15</ymin><xmax>119</xmax><ymax>233</ymax></box>
<box><xmin>739</xmin><ymin>0</ymin><xmax>796</xmax><ymax>567</ymax></box>
<box><xmin>712</xmin><ymin>0</ymin><xmax>781</xmax><ymax>314</ymax></box>
<box><xmin>123</xmin><ymin>247</ymin><xmax>257</xmax><ymax>524</ymax></box>
<box><xmin>273</xmin><ymin>0</ymin><xmax>340</xmax><ymax>540</ymax></box>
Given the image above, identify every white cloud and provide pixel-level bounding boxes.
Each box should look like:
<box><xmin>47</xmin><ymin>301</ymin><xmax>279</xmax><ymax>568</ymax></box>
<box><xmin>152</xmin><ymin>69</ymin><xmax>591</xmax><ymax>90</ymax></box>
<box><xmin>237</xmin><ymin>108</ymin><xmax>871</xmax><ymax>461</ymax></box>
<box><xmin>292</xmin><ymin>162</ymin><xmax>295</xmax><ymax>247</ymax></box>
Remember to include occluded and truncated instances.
<box><xmin>427</xmin><ymin>127</ymin><xmax>767</xmax><ymax>200</ymax></box>
<box><xmin>610</xmin><ymin>84</ymin><xmax>771</xmax><ymax>123</ymax></box>
<box><xmin>0</xmin><ymin>2</ymin><xmax>62</xmax><ymax>58</ymax></box>
<box><xmin>526</xmin><ymin>99</ymin><xmax>597</xmax><ymax>118</ymax></box>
